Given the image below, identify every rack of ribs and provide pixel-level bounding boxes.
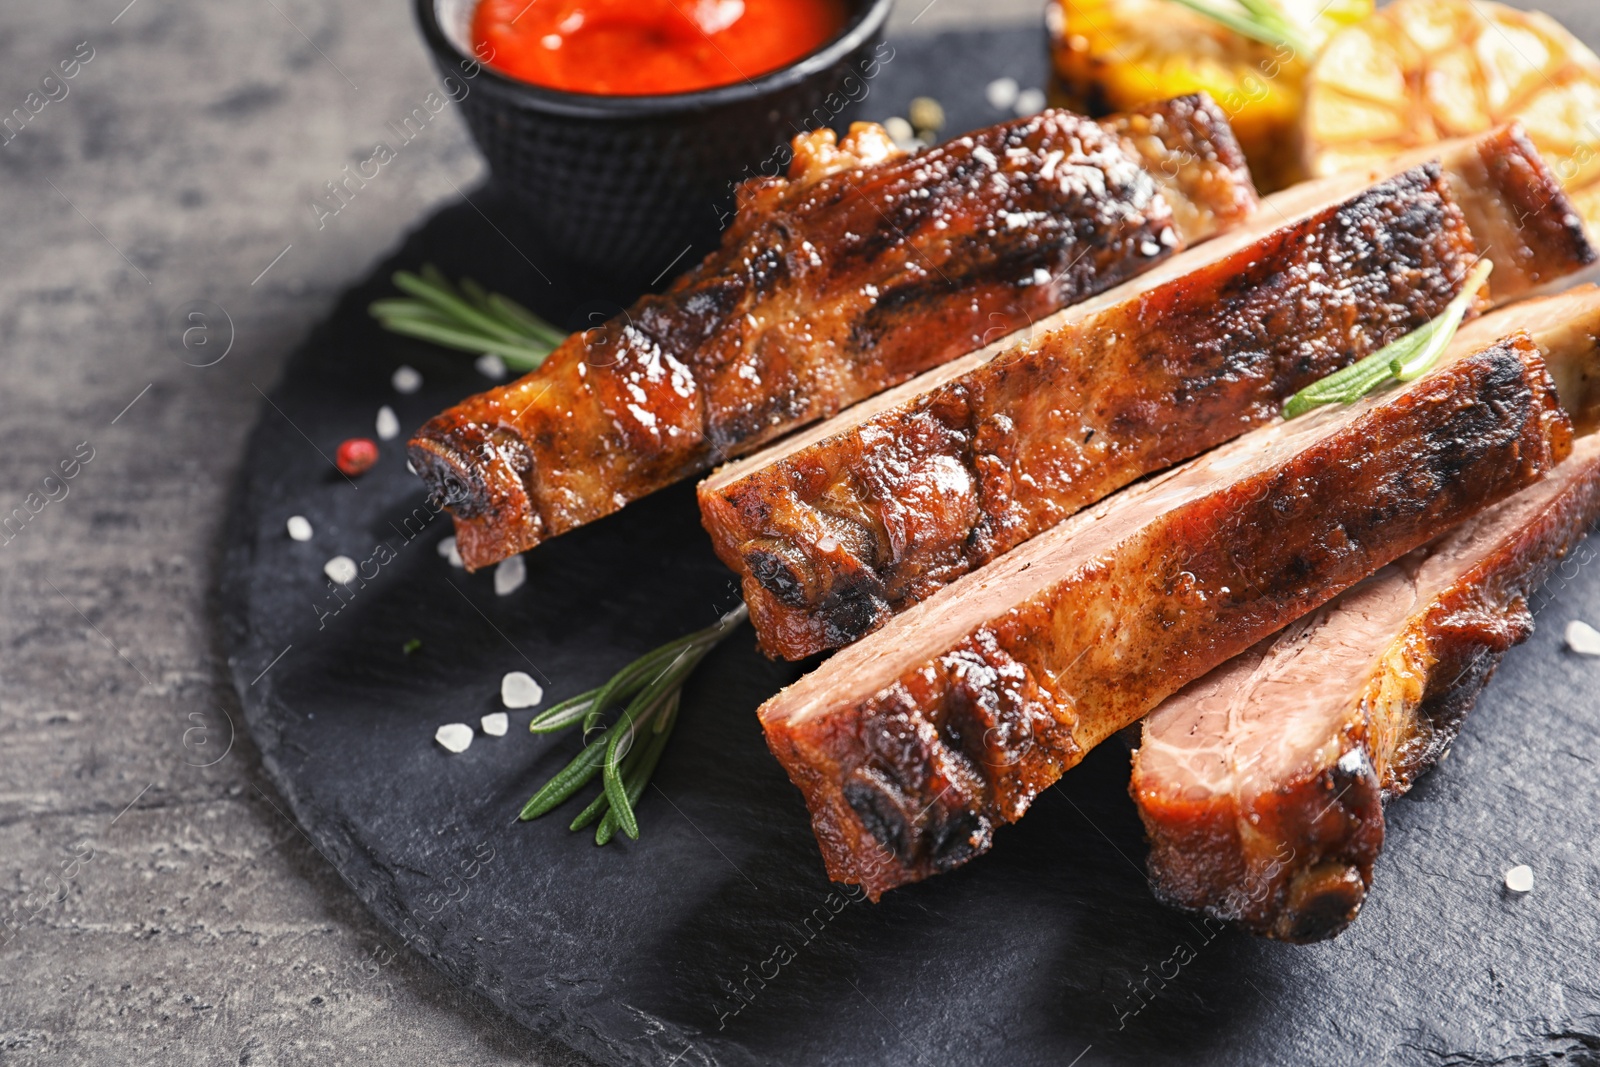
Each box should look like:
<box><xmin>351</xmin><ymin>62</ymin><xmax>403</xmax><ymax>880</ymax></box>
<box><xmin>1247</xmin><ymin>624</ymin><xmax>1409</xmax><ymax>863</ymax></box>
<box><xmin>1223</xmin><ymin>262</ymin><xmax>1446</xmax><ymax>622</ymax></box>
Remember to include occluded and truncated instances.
<box><xmin>1132</xmin><ymin>287</ymin><xmax>1600</xmax><ymax>943</ymax></box>
<box><xmin>758</xmin><ymin>329</ymin><xmax>1575</xmax><ymax>900</ymax></box>
<box><xmin>408</xmin><ymin>96</ymin><xmax>1260</xmax><ymax>570</ymax></box>
<box><xmin>703</xmin><ymin>128</ymin><xmax>1595</xmax><ymax>661</ymax></box>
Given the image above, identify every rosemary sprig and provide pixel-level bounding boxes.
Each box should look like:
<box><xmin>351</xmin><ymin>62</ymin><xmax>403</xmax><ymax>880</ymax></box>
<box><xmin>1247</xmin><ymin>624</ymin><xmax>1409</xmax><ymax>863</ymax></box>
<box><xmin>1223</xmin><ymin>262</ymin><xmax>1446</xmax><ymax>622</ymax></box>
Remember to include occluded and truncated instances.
<box><xmin>369</xmin><ymin>263</ymin><xmax>566</xmax><ymax>371</ymax></box>
<box><xmin>1165</xmin><ymin>0</ymin><xmax>1317</xmax><ymax>57</ymax></box>
<box><xmin>519</xmin><ymin>605</ymin><xmax>748</xmax><ymax>843</ymax></box>
<box><xmin>1283</xmin><ymin>259</ymin><xmax>1494</xmax><ymax>420</ymax></box>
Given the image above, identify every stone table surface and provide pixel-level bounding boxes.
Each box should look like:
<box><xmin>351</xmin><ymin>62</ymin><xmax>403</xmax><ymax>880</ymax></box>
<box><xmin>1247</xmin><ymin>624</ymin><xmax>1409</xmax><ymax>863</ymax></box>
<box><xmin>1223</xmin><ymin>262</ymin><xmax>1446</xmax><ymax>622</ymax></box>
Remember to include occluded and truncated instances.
<box><xmin>0</xmin><ymin>1</ymin><xmax>1594</xmax><ymax>1065</ymax></box>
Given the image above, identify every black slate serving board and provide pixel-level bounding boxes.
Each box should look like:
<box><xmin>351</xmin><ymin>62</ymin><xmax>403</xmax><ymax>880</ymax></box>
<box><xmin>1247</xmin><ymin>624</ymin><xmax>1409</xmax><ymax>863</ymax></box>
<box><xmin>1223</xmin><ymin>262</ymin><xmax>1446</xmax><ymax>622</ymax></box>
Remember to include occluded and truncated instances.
<box><xmin>221</xmin><ymin>25</ymin><xmax>1600</xmax><ymax>1067</ymax></box>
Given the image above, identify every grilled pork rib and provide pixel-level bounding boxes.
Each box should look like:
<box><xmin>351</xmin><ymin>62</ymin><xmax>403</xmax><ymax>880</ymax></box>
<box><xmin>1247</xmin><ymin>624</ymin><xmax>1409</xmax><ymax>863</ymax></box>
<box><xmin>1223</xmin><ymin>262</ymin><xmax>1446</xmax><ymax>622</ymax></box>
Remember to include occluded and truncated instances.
<box><xmin>759</xmin><ymin>337</ymin><xmax>1573</xmax><ymax>899</ymax></box>
<box><xmin>1434</xmin><ymin>125</ymin><xmax>1596</xmax><ymax>300</ymax></box>
<box><xmin>704</xmin><ymin>128</ymin><xmax>1596</xmax><ymax>662</ymax></box>
<box><xmin>409</xmin><ymin>97</ymin><xmax>1258</xmax><ymax>570</ymax></box>
<box><xmin>702</xmin><ymin>163</ymin><xmax>1487</xmax><ymax>660</ymax></box>
<box><xmin>1133</xmin><ymin>291</ymin><xmax>1600</xmax><ymax>943</ymax></box>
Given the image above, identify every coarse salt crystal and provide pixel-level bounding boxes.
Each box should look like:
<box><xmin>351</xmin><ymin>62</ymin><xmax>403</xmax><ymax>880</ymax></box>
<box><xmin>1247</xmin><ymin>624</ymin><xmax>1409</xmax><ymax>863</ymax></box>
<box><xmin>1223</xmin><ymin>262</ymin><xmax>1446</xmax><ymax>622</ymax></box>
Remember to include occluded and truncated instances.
<box><xmin>1565</xmin><ymin>619</ymin><xmax>1600</xmax><ymax>656</ymax></box>
<box><xmin>437</xmin><ymin>535</ymin><xmax>464</xmax><ymax>569</ymax></box>
<box><xmin>406</xmin><ymin>460</ymin><xmax>417</xmax><ymax>476</ymax></box>
<box><xmin>376</xmin><ymin>404</ymin><xmax>400</xmax><ymax>440</ymax></box>
<box><xmin>1014</xmin><ymin>88</ymin><xmax>1045</xmax><ymax>116</ymax></box>
<box><xmin>476</xmin><ymin>352</ymin><xmax>508</xmax><ymax>380</ymax></box>
<box><xmin>986</xmin><ymin>77</ymin><xmax>1019</xmax><ymax>111</ymax></box>
<box><xmin>501</xmin><ymin>671</ymin><xmax>543</xmax><ymax>709</ymax></box>
<box><xmin>392</xmin><ymin>365</ymin><xmax>423</xmax><ymax>394</ymax></box>
<box><xmin>435</xmin><ymin>723</ymin><xmax>473</xmax><ymax>753</ymax></box>
<box><xmin>286</xmin><ymin>515</ymin><xmax>313</xmax><ymax>542</ymax></box>
<box><xmin>324</xmin><ymin>555</ymin><xmax>357</xmax><ymax>585</ymax></box>
<box><xmin>494</xmin><ymin>554</ymin><xmax>526</xmax><ymax>596</ymax></box>
<box><xmin>1504</xmin><ymin>864</ymin><xmax>1534</xmax><ymax>893</ymax></box>
<box><xmin>480</xmin><ymin>711</ymin><xmax>509</xmax><ymax>737</ymax></box>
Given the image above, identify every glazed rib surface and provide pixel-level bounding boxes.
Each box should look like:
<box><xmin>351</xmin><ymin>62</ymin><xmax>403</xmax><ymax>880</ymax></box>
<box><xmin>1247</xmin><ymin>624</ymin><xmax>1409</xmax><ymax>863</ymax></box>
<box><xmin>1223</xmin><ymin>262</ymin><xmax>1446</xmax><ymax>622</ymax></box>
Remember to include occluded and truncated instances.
<box><xmin>409</xmin><ymin>97</ymin><xmax>1257</xmax><ymax>569</ymax></box>
<box><xmin>703</xmin><ymin>128</ymin><xmax>1594</xmax><ymax>661</ymax></box>
<box><xmin>759</xmin><ymin>336</ymin><xmax>1572</xmax><ymax>899</ymax></box>
<box><xmin>702</xmin><ymin>165</ymin><xmax>1483</xmax><ymax>660</ymax></box>
<box><xmin>1133</xmin><ymin>295</ymin><xmax>1600</xmax><ymax>943</ymax></box>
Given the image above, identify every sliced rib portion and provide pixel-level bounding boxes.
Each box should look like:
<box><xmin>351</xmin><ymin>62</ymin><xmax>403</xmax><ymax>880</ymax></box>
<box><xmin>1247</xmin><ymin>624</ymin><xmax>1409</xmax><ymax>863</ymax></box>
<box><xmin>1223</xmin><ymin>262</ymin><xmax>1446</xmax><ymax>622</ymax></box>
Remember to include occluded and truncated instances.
<box><xmin>1491</xmin><ymin>285</ymin><xmax>1600</xmax><ymax>436</ymax></box>
<box><xmin>409</xmin><ymin>96</ymin><xmax>1258</xmax><ymax>570</ymax></box>
<box><xmin>1270</xmin><ymin>123</ymin><xmax>1594</xmax><ymax>302</ymax></box>
<box><xmin>1430</xmin><ymin>124</ymin><xmax>1596</xmax><ymax>300</ymax></box>
<box><xmin>703</xmin><ymin>164</ymin><xmax>1485</xmax><ymax>660</ymax></box>
<box><xmin>759</xmin><ymin>336</ymin><xmax>1573</xmax><ymax>899</ymax></box>
<box><xmin>1132</xmin><ymin>292</ymin><xmax>1600</xmax><ymax>944</ymax></box>
<box><xmin>706</xmin><ymin>128</ymin><xmax>1595</xmax><ymax>662</ymax></box>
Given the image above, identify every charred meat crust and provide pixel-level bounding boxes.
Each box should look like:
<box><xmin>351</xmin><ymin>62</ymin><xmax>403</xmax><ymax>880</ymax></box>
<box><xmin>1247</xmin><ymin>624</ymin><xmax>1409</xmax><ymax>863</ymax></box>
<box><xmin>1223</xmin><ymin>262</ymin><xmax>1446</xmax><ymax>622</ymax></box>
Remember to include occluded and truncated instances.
<box><xmin>706</xmin><ymin>164</ymin><xmax>1482</xmax><ymax>660</ymax></box>
<box><xmin>1449</xmin><ymin>125</ymin><xmax>1597</xmax><ymax>299</ymax></box>
<box><xmin>1138</xmin><ymin>437</ymin><xmax>1600</xmax><ymax>942</ymax></box>
<box><xmin>763</xmin><ymin>337</ymin><xmax>1571</xmax><ymax>899</ymax></box>
<box><xmin>409</xmin><ymin>98</ymin><xmax>1259</xmax><ymax>570</ymax></box>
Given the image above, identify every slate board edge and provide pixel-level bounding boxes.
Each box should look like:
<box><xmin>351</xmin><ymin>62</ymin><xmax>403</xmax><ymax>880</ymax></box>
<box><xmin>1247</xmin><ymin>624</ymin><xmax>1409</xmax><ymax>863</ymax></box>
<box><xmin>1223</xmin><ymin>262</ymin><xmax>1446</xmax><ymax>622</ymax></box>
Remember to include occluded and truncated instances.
<box><xmin>212</xmin><ymin>22</ymin><xmax>1600</xmax><ymax>1067</ymax></box>
<box><xmin>211</xmin><ymin>27</ymin><xmax>1057</xmax><ymax>1067</ymax></box>
<box><xmin>215</xmin><ymin>295</ymin><xmax>631</xmax><ymax>1067</ymax></box>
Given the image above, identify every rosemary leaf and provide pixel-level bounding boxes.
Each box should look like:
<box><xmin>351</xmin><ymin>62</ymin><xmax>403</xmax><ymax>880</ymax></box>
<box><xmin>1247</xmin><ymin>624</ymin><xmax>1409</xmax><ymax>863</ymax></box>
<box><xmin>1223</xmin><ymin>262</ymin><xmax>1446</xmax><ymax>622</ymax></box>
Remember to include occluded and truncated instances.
<box><xmin>1391</xmin><ymin>260</ymin><xmax>1494</xmax><ymax>381</ymax></box>
<box><xmin>652</xmin><ymin>689</ymin><xmax>681</xmax><ymax>735</ymax></box>
<box><xmin>602</xmin><ymin>707</ymin><xmax>647</xmax><ymax>839</ymax></box>
<box><xmin>491</xmin><ymin>293</ymin><xmax>568</xmax><ymax>348</ymax></box>
<box><xmin>569</xmin><ymin>703</ymin><xmax>666</xmax><ymax>832</ymax></box>
<box><xmin>567</xmin><ymin>786</ymin><xmax>611</xmax><ymax>832</ymax></box>
<box><xmin>368</xmin><ymin>298</ymin><xmax>447</xmax><ymax>320</ymax></box>
<box><xmin>574</xmin><ymin>642</ymin><xmax>683</xmax><ymax>738</ymax></box>
<box><xmin>527</xmin><ymin>694</ymin><xmax>596</xmax><ymax>734</ymax></box>
<box><xmin>1165</xmin><ymin>0</ymin><xmax>1314</xmax><ymax>54</ymax></box>
<box><xmin>1280</xmin><ymin>351</ymin><xmax>1404</xmax><ymax>419</ymax></box>
<box><xmin>595</xmin><ymin>722</ymin><xmax>674</xmax><ymax>845</ymax></box>
<box><xmin>370</xmin><ymin>264</ymin><xmax>566</xmax><ymax>371</ymax></box>
<box><xmin>392</xmin><ymin>271</ymin><xmax>531</xmax><ymax>347</ymax></box>
<box><xmin>1235</xmin><ymin>0</ymin><xmax>1309</xmax><ymax>43</ymax></box>
<box><xmin>420</xmin><ymin>262</ymin><xmax>451</xmax><ymax>290</ymax></box>
<box><xmin>369</xmin><ymin>316</ymin><xmax>552</xmax><ymax>369</ymax></box>
<box><xmin>459</xmin><ymin>276</ymin><xmax>492</xmax><ymax>310</ymax></box>
<box><xmin>1283</xmin><ymin>259</ymin><xmax>1493</xmax><ymax>419</ymax></box>
<box><xmin>460</xmin><ymin>276</ymin><xmax>560</xmax><ymax>342</ymax></box>
<box><xmin>516</xmin><ymin>605</ymin><xmax>749</xmax><ymax>841</ymax></box>
<box><xmin>519</xmin><ymin>736</ymin><xmax>608</xmax><ymax>820</ymax></box>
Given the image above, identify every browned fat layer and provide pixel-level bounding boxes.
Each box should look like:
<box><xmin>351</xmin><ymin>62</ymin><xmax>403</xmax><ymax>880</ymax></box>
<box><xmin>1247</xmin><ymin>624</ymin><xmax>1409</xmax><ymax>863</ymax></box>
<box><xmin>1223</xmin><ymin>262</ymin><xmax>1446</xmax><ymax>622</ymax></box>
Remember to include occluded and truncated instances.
<box><xmin>760</xmin><ymin>336</ymin><xmax>1571</xmax><ymax>899</ymax></box>
<box><xmin>704</xmin><ymin>163</ymin><xmax>1485</xmax><ymax>660</ymax></box>
<box><xmin>1133</xmin><ymin>432</ymin><xmax>1600</xmax><ymax>944</ymax></box>
<box><xmin>408</xmin><ymin>96</ymin><xmax>1257</xmax><ymax>570</ymax></box>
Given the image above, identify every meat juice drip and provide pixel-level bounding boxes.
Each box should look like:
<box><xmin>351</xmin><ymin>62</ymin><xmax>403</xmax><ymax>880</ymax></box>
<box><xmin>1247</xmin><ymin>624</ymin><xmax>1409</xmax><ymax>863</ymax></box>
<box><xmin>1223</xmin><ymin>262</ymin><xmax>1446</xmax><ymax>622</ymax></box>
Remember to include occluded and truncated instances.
<box><xmin>471</xmin><ymin>0</ymin><xmax>850</xmax><ymax>95</ymax></box>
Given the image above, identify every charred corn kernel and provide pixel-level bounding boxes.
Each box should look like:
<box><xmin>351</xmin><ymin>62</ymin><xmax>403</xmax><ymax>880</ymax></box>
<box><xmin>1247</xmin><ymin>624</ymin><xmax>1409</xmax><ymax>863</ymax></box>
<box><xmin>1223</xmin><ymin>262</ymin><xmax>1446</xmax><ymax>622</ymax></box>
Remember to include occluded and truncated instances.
<box><xmin>1046</xmin><ymin>0</ymin><xmax>1371</xmax><ymax>192</ymax></box>
<box><xmin>1304</xmin><ymin>0</ymin><xmax>1600</xmax><ymax>237</ymax></box>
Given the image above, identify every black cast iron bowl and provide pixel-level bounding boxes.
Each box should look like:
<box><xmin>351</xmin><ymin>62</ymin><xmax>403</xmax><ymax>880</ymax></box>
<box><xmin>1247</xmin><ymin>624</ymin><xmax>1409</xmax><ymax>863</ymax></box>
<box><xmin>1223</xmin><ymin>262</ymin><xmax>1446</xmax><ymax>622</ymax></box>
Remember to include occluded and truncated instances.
<box><xmin>415</xmin><ymin>0</ymin><xmax>893</xmax><ymax>285</ymax></box>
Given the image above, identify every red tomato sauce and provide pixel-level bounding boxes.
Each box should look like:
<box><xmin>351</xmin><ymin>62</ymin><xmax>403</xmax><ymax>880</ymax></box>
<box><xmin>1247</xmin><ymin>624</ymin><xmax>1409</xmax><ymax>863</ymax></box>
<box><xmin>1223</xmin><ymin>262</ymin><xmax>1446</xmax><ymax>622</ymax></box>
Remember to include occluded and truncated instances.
<box><xmin>472</xmin><ymin>0</ymin><xmax>851</xmax><ymax>96</ymax></box>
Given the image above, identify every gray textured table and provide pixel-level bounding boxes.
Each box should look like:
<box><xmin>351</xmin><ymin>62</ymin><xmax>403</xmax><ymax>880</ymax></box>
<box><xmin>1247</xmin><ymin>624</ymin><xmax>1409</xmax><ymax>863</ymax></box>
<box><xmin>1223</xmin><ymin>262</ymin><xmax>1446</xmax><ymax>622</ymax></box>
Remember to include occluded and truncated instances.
<box><xmin>1</xmin><ymin>1</ymin><xmax>1594</xmax><ymax>1065</ymax></box>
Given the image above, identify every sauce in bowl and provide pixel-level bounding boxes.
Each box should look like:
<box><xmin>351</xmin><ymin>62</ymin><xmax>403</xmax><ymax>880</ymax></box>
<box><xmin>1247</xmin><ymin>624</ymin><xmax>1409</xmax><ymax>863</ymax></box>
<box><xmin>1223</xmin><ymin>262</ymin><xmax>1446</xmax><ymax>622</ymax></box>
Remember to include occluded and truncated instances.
<box><xmin>472</xmin><ymin>0</ymin><xmax>851</xmax><ymax>96</ymax></box>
